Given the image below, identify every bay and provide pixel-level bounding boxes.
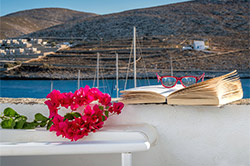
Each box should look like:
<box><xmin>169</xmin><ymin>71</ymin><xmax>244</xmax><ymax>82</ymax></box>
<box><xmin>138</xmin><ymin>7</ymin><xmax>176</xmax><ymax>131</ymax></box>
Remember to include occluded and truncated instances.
<box><xmin>0</xmin><ymin>79</ymin><xmax>249</xmax><ymax>99</ymax></box>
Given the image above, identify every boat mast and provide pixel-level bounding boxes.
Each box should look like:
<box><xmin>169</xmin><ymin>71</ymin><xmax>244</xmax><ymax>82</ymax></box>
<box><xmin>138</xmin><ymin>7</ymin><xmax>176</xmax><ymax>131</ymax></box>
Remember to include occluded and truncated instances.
<box><xmin>133</xmin><ymin>26</ymin><xmax>137</xmax><ymax>88</ymax></box>
<box><xmin>97</xmin><ymin>52</ymin><xmax>100</xmax><ymax>89</ymax></box>
<box><xmin>170</xmin><ymin>56</ymin><xmax>173</xmax><ymax>76</ymax></box>
<box><xmin>77</xmin><ymin>70</ymin><xmax>80</xmax><ymax>89</ymax></box>
<box><xmin>50</xmin><ymin>80</ymin><xmax>53</xmax><ymax>92</ymax></box>
<box><xmin>116</xmin><ymin>52</ymin><xmax>119</xmax><ymax>98</ymax></box>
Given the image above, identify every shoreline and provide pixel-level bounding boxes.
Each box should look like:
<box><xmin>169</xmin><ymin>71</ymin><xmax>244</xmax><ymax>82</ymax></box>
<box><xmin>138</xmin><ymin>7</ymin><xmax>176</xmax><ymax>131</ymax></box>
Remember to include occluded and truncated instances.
<box><xmin>1</xmin><ymin>71</ymin><xmax>250</xmax><ymax>80</ymax></box>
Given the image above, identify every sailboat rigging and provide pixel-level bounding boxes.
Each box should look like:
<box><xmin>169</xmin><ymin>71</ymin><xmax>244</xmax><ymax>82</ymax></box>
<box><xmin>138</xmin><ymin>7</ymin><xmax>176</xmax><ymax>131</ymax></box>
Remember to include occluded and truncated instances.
<box><xmin>115</xmin><ymin>52</ymin><xmax>119</xmax><ymax>98</ymax></box>
<box><xmin>124</xmin><ymin>26</ymin><xmax>151</xmax><ymax>90</ymax></box>
<box><xmin>96</xmin><ymin>52</ymin><xmax>100</xmax><ymax>89</ymax></box>
<box><xmin>133</xmin><ymin>26</ymin><xmax>137</xmax><ymax>88</ymax></box>
<box><xmin>77</xmin><ymin>69</ymin><xmax>80</xmax><ymax>89</ymax></box>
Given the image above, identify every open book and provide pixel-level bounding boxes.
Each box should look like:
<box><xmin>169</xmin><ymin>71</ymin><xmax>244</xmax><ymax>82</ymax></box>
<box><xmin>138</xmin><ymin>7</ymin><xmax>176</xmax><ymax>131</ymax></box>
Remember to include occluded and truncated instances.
<box><xmin>120</xmin><ymin>70</ymin><xmax>243</xmax><ymax>106</ymax></box>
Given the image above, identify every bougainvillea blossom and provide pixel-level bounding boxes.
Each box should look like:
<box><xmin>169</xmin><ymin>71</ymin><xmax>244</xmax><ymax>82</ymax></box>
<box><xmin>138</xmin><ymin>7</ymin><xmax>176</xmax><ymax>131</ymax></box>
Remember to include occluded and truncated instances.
<box><xmin>45</xmin><ymin>85</ymin><xmax>124</xmax><ymax>141</ymax></box>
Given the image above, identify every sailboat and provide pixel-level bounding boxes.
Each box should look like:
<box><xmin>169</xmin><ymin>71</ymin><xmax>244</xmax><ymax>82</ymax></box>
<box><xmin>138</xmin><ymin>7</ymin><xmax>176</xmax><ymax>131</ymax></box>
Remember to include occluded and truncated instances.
<box><xmin>133</xmin><ymin>26</ymin><xmax>137</xmax><ymax>88</ymax></box>
<box><xmin>92</xmin><ymin>26</ymin><xmax>148</xmax><ymax>98</ymax></box>
<box><xmin>93</xmin><ymin>27</ymin><xmax>137</xmax><ymax>98</ymax></box>
<box><xmin>124</xmin><ymin>26</ymin><xmax>137</xmax><ymax>90</ymax></box>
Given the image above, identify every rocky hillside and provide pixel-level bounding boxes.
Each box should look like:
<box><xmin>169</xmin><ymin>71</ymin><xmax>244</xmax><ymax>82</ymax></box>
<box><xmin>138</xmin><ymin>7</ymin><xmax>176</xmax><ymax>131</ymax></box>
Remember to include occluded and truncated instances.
<box><xmin>2</xmin><ymin>35</ymin><xmax>249</xmax><ymax>80</ymax></box>
<box><xmin>0</xmin><ymin>8</ymin><xmax>97</xmax><ymax>39</ymax></box>
<box><xmin>1</xmin><ymin>0</ymin><xmax>249</xmax><ymax>80</ymax></box>
<box><xmin>27</xmin><ymin>0</ymin><xmax>249</xmax><ymax>40</ymax></box>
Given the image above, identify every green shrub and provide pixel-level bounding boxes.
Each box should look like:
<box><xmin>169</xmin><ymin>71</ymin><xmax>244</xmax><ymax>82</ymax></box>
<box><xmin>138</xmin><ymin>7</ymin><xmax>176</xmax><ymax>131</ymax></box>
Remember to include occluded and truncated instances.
<box><xmin>51</xmin><ymin>42</ymin><xmax>56</xmax><ymax>47</ymax></box>
<box><xmin>42</xmin><ymin>63</ymin><xmax>51</xmax><ymax>68</ymax></box>
<box><xmin>3</xmin><ymin>63</ymin><xmax>15</xmax><ymax>68</ymax></box>
<box><xmin>15</xmin><ymin>61</ymin><xmax>22</xmax><ymax>65</ymax></box>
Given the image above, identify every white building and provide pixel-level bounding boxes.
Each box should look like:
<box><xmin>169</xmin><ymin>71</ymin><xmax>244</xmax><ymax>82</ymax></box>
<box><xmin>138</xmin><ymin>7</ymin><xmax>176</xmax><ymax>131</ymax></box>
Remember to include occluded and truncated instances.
<box><xmin>6</xmin><ymin>40</ymin><xmax>11</xmax><ymax>44</ymax></box>
<box><xmin>31</xmin><ymin>48</ymin><xmax>37</xmax><ymax>52</ymax></box>
<box><xmin>0</xmin><ymin>49</ymin><xmax>6</xmax><ymax>56</ymax></box>
<box><xmin>15</xmin><ymin>48</ymin><xmax>24</xmax><ymax>54</ymax></box>
<box><xmin>42</xmin><ymin>41</ymin><xmax>47</xmax><ymax>45</ymax></box>
<box><xmin>35</xmin><ymin>50</ymin><xmax>41</xmax><ymax>54</ymax></box>
<box><xmin>193</xmin><ymin>40</ymin><xmax>205</xmax><ymax>50</ymax></box>
<box><xmin>23</xmin><ymin>43</ymin><xmax>32</xmax><ymax>48</ymax></box>
<box><xmin>20</xmin><ymin>39</ymin><xmax>27</xmax><ymax>43</ymax></box>
<box><xmin>37</xmin><ymin>39</ymin><xmax>43</xmax><ymax>44</ymax></box>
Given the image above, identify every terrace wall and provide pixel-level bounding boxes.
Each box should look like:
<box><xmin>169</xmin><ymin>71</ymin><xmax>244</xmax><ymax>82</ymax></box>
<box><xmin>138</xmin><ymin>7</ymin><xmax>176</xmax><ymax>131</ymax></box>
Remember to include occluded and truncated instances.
<box><xmin>0</xmin><ymin>103</ymin><xmax>249</xmax><ymax>166</ymax></box>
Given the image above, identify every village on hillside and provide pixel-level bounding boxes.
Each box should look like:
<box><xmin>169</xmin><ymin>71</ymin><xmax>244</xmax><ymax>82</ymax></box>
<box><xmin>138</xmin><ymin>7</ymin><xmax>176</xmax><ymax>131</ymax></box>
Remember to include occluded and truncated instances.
<box><xmin>0</xmin><ymin>35</ymin><xmax>248</xmax><ymax>79</ymax></box>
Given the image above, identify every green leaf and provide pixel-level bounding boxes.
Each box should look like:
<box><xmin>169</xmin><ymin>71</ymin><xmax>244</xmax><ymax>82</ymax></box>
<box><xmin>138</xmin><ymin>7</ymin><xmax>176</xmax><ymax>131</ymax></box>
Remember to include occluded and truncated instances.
<box><xmin>0</xmin><ymin>116</ymin><xmax>8</xmax><ymax>120</ymax></box>
<box><xmin>34</xmin><ymin>122</ymin><xmax>39</xmax><ymax>127</ymax></box>
<box><xmin>101</xmin><ymin>116</ymin><xmax>106</xmax><ymax>121</ymax></box>
<box><xmin>3</xmin><ymin>107</ymin><xmax>18</xmax><ymax>117</ymax></box>
<box><xmin>99</xmin><ymin>106</ymin><xmax>104</xmax><ymax>110</ymax></box>
<box><xmin>20</xmin><ymin>115</ymin><xmax>28</xmax><ymax>121</ymax></box>
<box><xmin>22</xmin><ymin>122</ymin><xmax>37</xmax><ymax>129</ymax></box>
<box><xmin>72</xmin><ymin>112</ymin><xmax>81</xmax><ymax>118</ymax></box>
<box><xmin>63</xmin><ymin>112</ymin><xmax>81</xmax><ymax>121</ymax></box>
<box><xmin>35</xmin><ymin>113</ymin><xmax>48</xmax><ymax>122</ymax></box>
<box><xmin>46</xmin><ymin>120</ymin><xmax>53</xmax><ymax>130</ymax></box>
<box><xmin>64</xmin><ymin>113</ymin><xmax>74</xmax><ymax>121</ymax></box>
<box><xmin>39</xmin><ymin>121</ymin><xmax>47</xmax><ymax>127</ymax></box>
<box><xmin>14</xmin><ymin>117</ymin><xmax>26</xmax><ymax>129</ymax></box>
<box><xmin>1</xmin><ymin>119</ymin><xmax>15</xmax><ymax>129</ymax></box>
<box><xmin>104</xmin><ymin>111</ymin><xmax>109</xmax><ymax>117</ymax></box>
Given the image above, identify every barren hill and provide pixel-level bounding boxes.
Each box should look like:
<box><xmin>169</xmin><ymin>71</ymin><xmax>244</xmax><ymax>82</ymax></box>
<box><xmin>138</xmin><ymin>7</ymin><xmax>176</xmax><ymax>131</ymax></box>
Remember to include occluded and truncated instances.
<box><xmin>27</xmin><ymin>0</ymin><xmax>249</xmax><ymax>40</ymax></box>
<box><xmin>1</xmin><ymin>0</ymin><xmax>249</xmax><ymax>80</ymax></box>
<box><xmin>0</xmin><ymin>8</ymin><xmax>97</xmax><ymax>39</ymax></box>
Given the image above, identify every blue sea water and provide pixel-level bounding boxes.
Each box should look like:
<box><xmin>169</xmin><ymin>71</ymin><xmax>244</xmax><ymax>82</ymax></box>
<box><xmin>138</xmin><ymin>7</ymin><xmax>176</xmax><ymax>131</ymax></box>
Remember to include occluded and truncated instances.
<box><xmin>0</xmin><ymin>79</ymin><xmax>249</xmax><ymax>99</ymax></box>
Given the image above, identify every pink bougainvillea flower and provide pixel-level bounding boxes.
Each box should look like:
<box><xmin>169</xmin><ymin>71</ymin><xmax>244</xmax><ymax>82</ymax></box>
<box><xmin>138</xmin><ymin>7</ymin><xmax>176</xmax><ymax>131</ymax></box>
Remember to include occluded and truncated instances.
<box><xmin>84</xmin><ymin>105</ymin><xmax>94</xmax><ymax>117</ymax></box>
<box><xmin>108</xmin><ymin>102</ymin><xmax>124</xmax><ymax>115</ymax></box>
<box><xmin>90</xmin><ymin>87</ymin><xmax>103</xmax><ymax>100</ymax></box>
<box><xmin>60</xmin><ymin>92</ymin><xmax>73</xmax><ymax>109</ymax></box>
<box><xmin>44</xmin><ymin>100</ymin><xmax>58</xmax><ymax>118</ymax></box>
<box><xmin>113</xmin><ymin>102</ymin><xmax>124</xmax><ymax>114</ymax></box>
<box><xmin>74</xmin><ymin>86</ymin><xmax>94</xmax><ymax>106</ymax></box>
<box><xmin>44</xmin><ymin>85</ymin><xmax>124</xmax><ymax>141</ymax></box>
<box><xmin>49</xmin><ymin>115</ymin><xmax>64</xmax><ymax>134</ymax></box>
<box><xmin>70</xmin><ymin>100</ymin><xmax>79</xmax><ymax>111</ymax></box>
<box><xmin>93</xmin><ymin>104</ymin><xmax>104</xmax><ymax>114</ymax></box>
<box><xmin>46</xmin><ymin>89</ymin><xmax>61</xmax><ymax>108</ymax></box>
<box><xmin>99</xmin><ymin>93</ymin><xmax>111</xmax><ymax>106</ymax></box>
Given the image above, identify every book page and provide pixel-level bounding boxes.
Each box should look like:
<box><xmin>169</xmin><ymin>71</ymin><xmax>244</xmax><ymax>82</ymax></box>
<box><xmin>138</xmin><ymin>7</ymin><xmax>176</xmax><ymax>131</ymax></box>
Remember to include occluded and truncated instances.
<box><xmin>120</xmin><ymin>84</ymin><xmax>183</xmax><ymax>104</ymax></box>
<box><xmin>120</xmin><ymin>93</ymin><xmax>166</xmax><ymax>104</ymax></box>
<box><xmin>167</xmin><ymin>70</ymin><xmax>243</xmax><ymax>106</ymax></box>
<box><xmin>121</xmin><ymin>84</ymin><xmax>183</xmax><ymax>98</ymax></box>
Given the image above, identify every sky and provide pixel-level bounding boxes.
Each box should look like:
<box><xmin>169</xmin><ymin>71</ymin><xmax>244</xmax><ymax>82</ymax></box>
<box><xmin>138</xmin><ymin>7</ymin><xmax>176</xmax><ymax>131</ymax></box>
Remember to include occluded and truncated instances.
<box><xmin>0</xmin><ymin>0</ymin><xmax>190</xmax><ymax>16</ymax></box>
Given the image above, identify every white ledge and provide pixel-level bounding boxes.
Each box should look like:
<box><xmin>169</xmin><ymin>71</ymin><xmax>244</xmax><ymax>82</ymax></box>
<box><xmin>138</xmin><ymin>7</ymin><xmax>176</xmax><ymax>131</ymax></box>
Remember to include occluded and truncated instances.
<box><xmin>0</xmin><ymin>124</ymin><xmax>157</xmax><ymax>156</ymax></box>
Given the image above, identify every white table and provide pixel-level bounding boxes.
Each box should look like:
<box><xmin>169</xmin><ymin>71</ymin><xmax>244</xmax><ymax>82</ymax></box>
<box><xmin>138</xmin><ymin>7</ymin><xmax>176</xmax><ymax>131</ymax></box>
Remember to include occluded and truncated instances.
<box><xmin>0</xmin><ymin>124</ymin><xmax>157</xmax><ymax>166</ymax></box>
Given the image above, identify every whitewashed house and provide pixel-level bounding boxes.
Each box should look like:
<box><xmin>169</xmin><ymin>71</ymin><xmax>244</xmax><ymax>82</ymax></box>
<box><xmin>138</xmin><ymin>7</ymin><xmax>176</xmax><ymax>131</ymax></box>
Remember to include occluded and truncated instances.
<box><xmin>37</xmin><ymin>39</ymin><xmax>43</xmax><ymax>44</ymax></box>
<box><xmin>42</xmin><ymin>41</ymin><xmax>47</xmax><ymax>45</ymax></box>
<box><xmin>193</xmin><ymin>40</ymin><xmax>205</xmax><ymax>50</ymax></box>
<box><xmin>15</xmin><ymin>48</ymin><xmax>24</xmax><ymax>54</ymax></box>
<box><xmin>31</xmin><ymin>48</ymin><xmax>37</xmax><ymax>52</ymax></box>
<box><xmin>23</xmin><ymin>43</ymin><xmax>32</xmax><ymax>48</ymax></box>
<box><xmin>0</xmin><ymin>49</ymin><xmax>6</xmax><ymax>56</ymax></box>
<box><xmin>6</xmin><ymin>40</ymin><xmax>11</xmax><ymax>44</ymax></box>
<box><xmin>182</xmin><ymin>40</ymin><xmax>209</xmax><ymax>51</ymax></box>
<box><xmin>20</xmin><ymin>39</ymin><xmax>27</xmax><ymax>43</ymax></box>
